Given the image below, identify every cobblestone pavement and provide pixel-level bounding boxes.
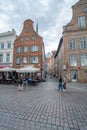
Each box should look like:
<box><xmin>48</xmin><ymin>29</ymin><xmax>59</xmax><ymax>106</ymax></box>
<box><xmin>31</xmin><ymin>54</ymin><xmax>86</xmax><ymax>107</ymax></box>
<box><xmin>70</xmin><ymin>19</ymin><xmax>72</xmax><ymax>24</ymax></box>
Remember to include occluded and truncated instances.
<box><xmin>0</xmin><ymin>77</ymin><xmax>87</xmax><ymax>130</ymax></box>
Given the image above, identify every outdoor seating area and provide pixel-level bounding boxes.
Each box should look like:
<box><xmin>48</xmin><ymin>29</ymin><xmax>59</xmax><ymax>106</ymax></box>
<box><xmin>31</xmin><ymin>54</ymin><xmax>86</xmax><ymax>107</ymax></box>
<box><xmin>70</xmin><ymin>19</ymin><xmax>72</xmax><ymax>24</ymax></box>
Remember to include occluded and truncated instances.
<box><xmin>0</xmin><ymin>65</ymin><xmax>41</xmax><ymax>86</ymax></box>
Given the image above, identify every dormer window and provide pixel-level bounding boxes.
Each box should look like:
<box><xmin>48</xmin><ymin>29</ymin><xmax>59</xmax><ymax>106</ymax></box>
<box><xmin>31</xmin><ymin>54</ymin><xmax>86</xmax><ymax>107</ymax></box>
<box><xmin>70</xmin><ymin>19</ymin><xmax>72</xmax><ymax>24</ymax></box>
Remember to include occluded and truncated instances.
<box><xmin>20</xmin><ymin>37</ymin><xmax>24</xmax><ymax>42</ymax></box>
<box><xmin>26</xmin><ymin>36</ymin><xmax>29</xmax><ymax>41</ymax></box>
<box><xmin>32</xmin><ymin>35</ymin><xmax>35</xmax><ymax>41</ymax></box>
<box><xmin>26</xmin><ymin>28</ymin><xmax>30</xmax><ymax>33</ymax></box>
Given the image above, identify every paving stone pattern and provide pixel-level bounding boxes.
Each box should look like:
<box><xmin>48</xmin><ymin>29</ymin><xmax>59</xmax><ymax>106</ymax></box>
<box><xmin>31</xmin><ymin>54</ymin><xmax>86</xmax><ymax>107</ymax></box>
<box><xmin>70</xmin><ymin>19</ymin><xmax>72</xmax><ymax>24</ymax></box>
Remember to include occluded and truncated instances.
<box><xmin>0</xmin><ymin>77</ymin><xmax>87</xmax><ymax>130</ymax></box>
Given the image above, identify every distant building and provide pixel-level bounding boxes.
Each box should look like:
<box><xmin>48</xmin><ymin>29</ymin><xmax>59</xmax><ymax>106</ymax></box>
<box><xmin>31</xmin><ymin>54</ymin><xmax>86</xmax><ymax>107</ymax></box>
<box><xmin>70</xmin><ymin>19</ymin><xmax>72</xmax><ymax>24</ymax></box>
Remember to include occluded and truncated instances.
<box><xmin>46</xmin><ymin>50</ymin><xmax>56</xmax><ymax>75</ymax></box>
<box><xmin>0</xmin><ymin>29</ymin><xmax>16</xmax><ymax>67</ymax></box>
<box><xmin>13</xmin><ymin>19</ymin><xmax>46</xmax><ymax>80</ymax></box>
<box><xmin>54</xmin><ymin>37</ymin><xmax>63</xmax><ymax>78</ymax></box>
<box><xmin>55</xmin><ymin>0</ymin><xmax>87</xmax><ymax>82</ymax></box>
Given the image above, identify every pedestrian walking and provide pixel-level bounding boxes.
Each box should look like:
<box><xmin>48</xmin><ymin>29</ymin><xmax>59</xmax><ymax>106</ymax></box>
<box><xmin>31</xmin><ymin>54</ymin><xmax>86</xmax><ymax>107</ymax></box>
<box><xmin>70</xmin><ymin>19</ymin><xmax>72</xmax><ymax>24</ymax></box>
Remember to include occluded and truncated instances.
<box><xmin>28</xmin><ymin>76</ymin><xmax>32</xmax><ymax>85</ymax></box>
<box><xmin>58</xmin><ymin>75</ymin><xmax>63</xmax><ymax>91</ymax></box>
<box><xmin>63</xmin><ymin>76</ymin><xmax>67</xmax><ymax>91</ymax></box>
<box><xmin>23</xmin><ymin>75</ymin><xmax>28</xmax><ymax>89</ymax></box>
<box><xmin>18</xmin><ymin>76</ymin><xmax>24</xmax><ymax>91</ymax></box>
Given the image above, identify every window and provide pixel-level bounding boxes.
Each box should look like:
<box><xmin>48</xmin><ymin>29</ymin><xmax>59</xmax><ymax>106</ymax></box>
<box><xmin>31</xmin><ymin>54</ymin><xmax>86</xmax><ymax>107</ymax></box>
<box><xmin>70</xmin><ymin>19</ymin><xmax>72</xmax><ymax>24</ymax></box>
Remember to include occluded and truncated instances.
<box><xmin>30</xmin><ymin>45</ymin><xmax>39</xmax><ymax>52</ymax></box>
<box><xmin>30</xmin><ymin>56</ymin><xmax>38</xmax><ymax>64</ymax></box>
<box><xmin>24</xmin><ymin>46</ymin><xmax>28</xmax><ymax>52</ymax></box>
<box><xmin>26</xmin><ymin>28</ymin><xmax>30</xmax><ymax>32</ymax></box>
<box><xmin>80</xmin><ymin>54</ymin><xmax>87</xmax><ymax>66</ymax></box>
<box><xmin>1</xmin><ymin>43</ymin><xmax>4</xmax><ymax>49</ymax></box>
<box><xmin>32</xmin><ymin>35</ymin><xmax>35</xmax><ymax>40</ymax></box>
<box><xmin>17</xmin><ymin>47</ymin><xmax>21</xmax><ymax>53</ymax></box>
<box><xmin>7</xmin><ymin>42</ymin><xmax>11</xmax><ymax>49</ymax></box>
<box><xmin>26</xmin><ymin>36</ymin><xmax>29</xmax><ymax>41</ymax></box>
<box><xmin>80</xmin><ymin>37</ymin><xmax>87</xmax><ymax>49</ymax></box>
<box><xmin>20</xmin><ymin>37</ymin><xmax>24</xmax><ymax>42</ymax></box>
<box><xmin>70</xmin><ymin>54</ymin><xmax>77</xmax><ymax>66</ymax></box>
<box><xmin>23</xmin><ymin>57</ymin><xmax>27</xmax><ymax>64</ymax></box>
<box><xmin>0</xmin><ymin>54</ymin><xmax>3</xmax><ymax>62</ymax></box>
<box><xmin>69</xmin><ymin>38</ymin><xmax>76</xmax><ymax>50</ymax></box>
<box><xmin>78</xmin><ymin>16</ymin><xmax>85</xmax><ymax>28</ymax></box>
<box><xmin>16</xmin><ymin>58</ymin><xmax>21</xmax><ymax>64</ymax></box>
<box><xmin>6</xmin><ymin>54</ymin><xmax>10</xmax><ymax>62</ymax></box>
<box><xmin>82</xmin><ymin>7</ymin><xmax>87</xmax><ymax>13</ymax></box>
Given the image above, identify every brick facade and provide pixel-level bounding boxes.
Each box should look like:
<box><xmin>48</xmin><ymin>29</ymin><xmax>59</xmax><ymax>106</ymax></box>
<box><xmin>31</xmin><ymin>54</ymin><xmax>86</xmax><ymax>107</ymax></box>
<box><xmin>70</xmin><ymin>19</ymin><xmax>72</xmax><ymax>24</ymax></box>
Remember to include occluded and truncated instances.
<box><xmin>13</xmin><ymin>19</ymin><xmax>45</xmax><ymax>77</ymax></box>
<box><xmin>55</xmin><ymin>0</ymin><xmax>87</xmax><ymax>82</ymax></box>
<box><xmin>63</xmin><ymin>0</ymin><xmax>87</xmax><ymax>82</ymax></box>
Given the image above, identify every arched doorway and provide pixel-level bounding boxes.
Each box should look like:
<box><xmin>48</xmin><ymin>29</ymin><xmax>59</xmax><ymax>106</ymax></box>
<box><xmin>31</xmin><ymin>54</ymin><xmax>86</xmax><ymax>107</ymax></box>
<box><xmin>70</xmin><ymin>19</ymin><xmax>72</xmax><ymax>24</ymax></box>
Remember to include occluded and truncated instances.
<box><xmin>71</xmin><ymin>70</ymin><xmax>77</xmax><ymax>82</ymax></box>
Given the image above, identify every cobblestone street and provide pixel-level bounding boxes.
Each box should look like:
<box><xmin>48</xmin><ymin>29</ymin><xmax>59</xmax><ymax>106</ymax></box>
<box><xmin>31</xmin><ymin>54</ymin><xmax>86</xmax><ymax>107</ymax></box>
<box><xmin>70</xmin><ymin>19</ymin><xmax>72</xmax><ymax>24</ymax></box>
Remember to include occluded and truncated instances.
<box><xmin>0</xmin><ymin>77</ymin><xmax>87</xmax><ymax>130</ymax></box>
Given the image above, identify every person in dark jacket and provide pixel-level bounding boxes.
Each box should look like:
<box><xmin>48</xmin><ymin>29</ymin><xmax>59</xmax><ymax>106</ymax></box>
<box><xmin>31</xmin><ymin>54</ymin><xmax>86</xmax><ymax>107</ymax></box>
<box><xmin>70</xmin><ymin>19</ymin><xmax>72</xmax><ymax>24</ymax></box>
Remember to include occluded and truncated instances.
<box><xmin>63</xmin><ymin>76</ymin><xmax>67</xmax><ymax>91</ymax></box>
<box><xmin>18</xmin><ymin>76</ymin><xmax>23</xmax><ymax>91</ymax></box>
<box><xmin>58</xmin><ymin>75</ymin><xmax>63</xmax><ymax>91</ymax></box>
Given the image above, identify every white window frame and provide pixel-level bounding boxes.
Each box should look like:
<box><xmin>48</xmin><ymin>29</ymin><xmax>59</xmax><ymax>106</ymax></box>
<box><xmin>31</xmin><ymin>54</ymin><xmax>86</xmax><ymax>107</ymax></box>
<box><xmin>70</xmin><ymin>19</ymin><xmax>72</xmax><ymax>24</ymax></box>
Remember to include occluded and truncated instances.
<box><xmin>16</xmin><ymin>57</ymin><xmax>20</xmax><ymax>64</ymax></box>
<box><xmin>7</xmin><ymin>42</ymin><xmax>11</xmax><ymax>49</ymax></box>
<box><xmin>69</xmin><ymin>38</ymin><xmax>76</xmax><ymax>50</ymax></box>
<box><xmin>78</xmin><ymin>16</ymin><xmax>85</xmax><ymax>28</ymax></box>
<box><xmin>17</xmin><ymin>47</ymin><xmax>21</xmax><ymax>53</ymax></box>
<box><xmin>80</xmin><ymin>54</ymin><xmax>87</xmax><ymax>66</ymax></box>
<box><xmin>1</xmin><ymin>43</ymin><xmax>4</xmax><ymax>49</ymax></box>
<box><xmin>23</xmin><ymin>57</ymin><xmax>27</xmax><ymax>64</ymax></box>
<box><xmin>6</xmin><ymin>54</ymin><xmax>10</xmax><ymax>63</ymax></box>
<box><xmin>70</xmin><ymin>54</ymin><xmax>77</xmax><ymax>66</ymax></box>
<box><xmin>24</xmin><ymin>46</ymin><xmax>28</xmax><ymax>52</ymax></box>
<box><xmin>30</xmin><ymin>56</ymin><xmax>38</xmax><ymax>64</ymax></box>
<box><xmin>30</xmin><ymin>45</ymin><xmax>39</xmax><ymax>52</ymax></box>
<box><xmin>80</xmin><ymin>37</ymin><xmax>87</xmax><ymax>49</ymax></box>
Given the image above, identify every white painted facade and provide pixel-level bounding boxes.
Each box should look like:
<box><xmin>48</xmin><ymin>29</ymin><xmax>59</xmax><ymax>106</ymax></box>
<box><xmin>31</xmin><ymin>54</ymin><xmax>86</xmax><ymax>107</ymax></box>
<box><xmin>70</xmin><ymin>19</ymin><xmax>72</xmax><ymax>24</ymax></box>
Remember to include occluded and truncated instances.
<box><xmin>0</xmin><ymin>29</ymin><xmax>16</xmax><ymax>67</ymax></box>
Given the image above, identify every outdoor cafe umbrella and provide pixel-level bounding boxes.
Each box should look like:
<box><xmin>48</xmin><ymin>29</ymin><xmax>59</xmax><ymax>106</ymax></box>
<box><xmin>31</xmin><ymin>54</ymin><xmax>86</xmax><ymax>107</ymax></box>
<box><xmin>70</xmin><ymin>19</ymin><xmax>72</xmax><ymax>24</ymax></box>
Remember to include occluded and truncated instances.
<box><xmin>16</xmin><ymin>66</ymin><xmax>40</xmax><ymax>73</ymax></box>
<box><xmin>0</xmin><ymin>67</ymin><xmax>16</xmax><ymax>72</ymax></box>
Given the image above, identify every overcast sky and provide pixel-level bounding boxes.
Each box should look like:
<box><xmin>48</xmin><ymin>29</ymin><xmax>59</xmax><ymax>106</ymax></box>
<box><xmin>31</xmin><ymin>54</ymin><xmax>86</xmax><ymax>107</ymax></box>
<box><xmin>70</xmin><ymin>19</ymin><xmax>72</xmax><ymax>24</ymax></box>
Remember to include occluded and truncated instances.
<box><xmin>0</xmin><ymin>0</ymin><xmax>79</xmax><ymax>54</ymax></box>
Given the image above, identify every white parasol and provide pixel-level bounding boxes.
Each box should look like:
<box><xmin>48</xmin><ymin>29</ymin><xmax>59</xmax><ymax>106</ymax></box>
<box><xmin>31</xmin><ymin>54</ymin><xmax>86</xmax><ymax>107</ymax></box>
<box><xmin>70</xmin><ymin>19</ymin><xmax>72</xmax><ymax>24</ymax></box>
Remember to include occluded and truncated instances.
<box><xmin>16</xmin><ymin>66</ymin><xmax>40</xmax><ymax>73</ymax></box>
<box><xmin>0</xmin><ymin>67</ymin><xmax>16</xmax><ymax>72</ymax></box>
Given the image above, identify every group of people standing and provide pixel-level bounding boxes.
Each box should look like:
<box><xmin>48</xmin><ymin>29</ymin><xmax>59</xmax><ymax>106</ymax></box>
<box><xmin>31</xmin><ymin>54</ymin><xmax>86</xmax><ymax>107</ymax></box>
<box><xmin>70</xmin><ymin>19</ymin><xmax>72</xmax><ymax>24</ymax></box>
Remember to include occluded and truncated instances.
<box><xmin>18</xmin><ymin>74</ymin><xmax>41</xmax><ymax>91</ymax></box>
<box><xmin>58</xmin><ymin>75</ymin><xmax>67</xmax><ymax>92</ymax></box>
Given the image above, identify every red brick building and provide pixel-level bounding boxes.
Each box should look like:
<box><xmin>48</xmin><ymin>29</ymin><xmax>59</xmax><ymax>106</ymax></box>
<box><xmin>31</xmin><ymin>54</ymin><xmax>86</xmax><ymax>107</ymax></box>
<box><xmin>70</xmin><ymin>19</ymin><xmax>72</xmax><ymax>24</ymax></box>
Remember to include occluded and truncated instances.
<box><xmin>13</xmin><ymin>19</ymin><xmax>46</xmax><ymax>79</ymax></box>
